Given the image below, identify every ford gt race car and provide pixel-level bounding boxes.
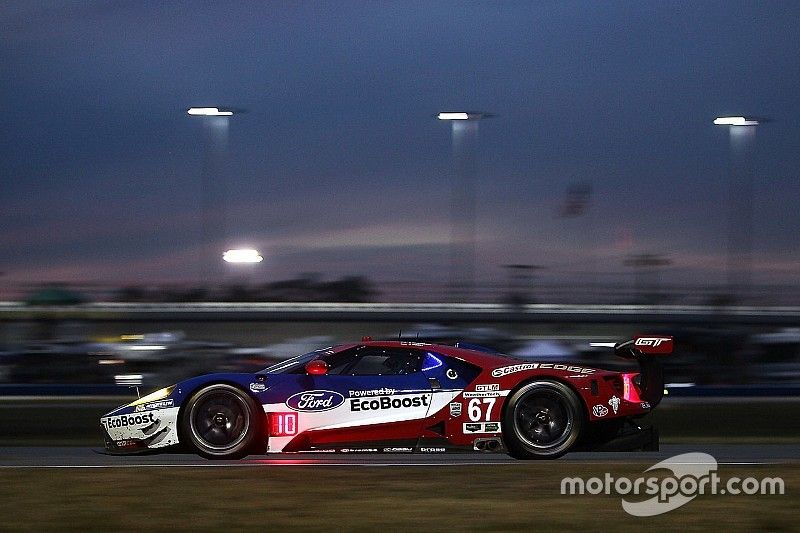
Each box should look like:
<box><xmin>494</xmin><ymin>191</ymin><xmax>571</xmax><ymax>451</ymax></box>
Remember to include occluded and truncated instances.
<box><xmin>100</xmin><ymin>336</ymin><xmax>672</xmax><ymax>459</ymax></box>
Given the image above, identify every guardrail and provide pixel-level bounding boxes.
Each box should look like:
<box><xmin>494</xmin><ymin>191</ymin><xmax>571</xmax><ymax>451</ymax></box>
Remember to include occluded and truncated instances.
<box><xmin>2</xmin><ymin>302</ymin><xmax>800</xmax><ymax>325</ymax></box>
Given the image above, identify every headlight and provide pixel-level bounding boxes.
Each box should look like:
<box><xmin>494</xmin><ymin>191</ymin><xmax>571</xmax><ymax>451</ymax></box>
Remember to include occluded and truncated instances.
<box><xmin>128</xmin><ymin>385</ymin><xmax>175</xmax><ymax>407</ymax></box>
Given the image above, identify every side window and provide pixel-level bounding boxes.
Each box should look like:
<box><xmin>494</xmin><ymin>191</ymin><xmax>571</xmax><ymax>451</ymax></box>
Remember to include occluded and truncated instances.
<box><xmin>324</xmin><ymin>349</ymin><xmax>361</xmax><ymax>375</ymax></box>
<box><xmin>347</xmin><ymin>348</ymin><xmax>422</xmax><ymax>376</ymax></box>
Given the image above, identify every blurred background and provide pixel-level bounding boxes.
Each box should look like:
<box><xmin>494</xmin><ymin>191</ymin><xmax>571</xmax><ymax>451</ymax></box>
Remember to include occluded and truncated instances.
<box><xmin>1</xmin><ymin>1</ymin><xmax>798</xmax><ymax>442</ymax></box>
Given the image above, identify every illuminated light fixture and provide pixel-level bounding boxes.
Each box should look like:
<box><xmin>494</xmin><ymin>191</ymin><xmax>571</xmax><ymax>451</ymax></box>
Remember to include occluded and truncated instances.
<box><xmin>115</xmin><ymin>374</ymin><xmax>144</xmax><ymax>386</ymax></box>
<box><xmin>128</xmin><ymin>385</ymin><xmax>176</xmax><ymax>407</ymax></box>
<box><xmin>126</xmin><ymin>345</ymin><xmax>167</xmax><ymax>351</ymax></box>
<box><xmin>713</xmin><ymin>116</ymin><xmax>759</xmax><ymax>126</ymax></box>
<box><xmin>187</xmin><ymin>107</ymin><xmax>234</xmax><ymax>116</ymax></box>
<box><xmin>438</xmin><ymin>112</ymin><xmax>470</xmax><ymax>120</ymax></box>
<box><xmin>223</xmin><ymin>248</ymin><xmax>264</xmax><ymax>263</ymax></box>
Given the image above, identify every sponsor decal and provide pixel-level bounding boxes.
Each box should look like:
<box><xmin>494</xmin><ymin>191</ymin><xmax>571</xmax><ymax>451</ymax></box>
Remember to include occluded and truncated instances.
<box><xmin>491</xmin><ymin>363</ymin><xmax>595</xmax><ymax>378</ymax></box>
<box><xmin>420</xmin><ymin>447</ymin><xmax>446</xmax><ymax>453</ymax></box>
<box><xmin>249</xmin><ymin>382</ymin><xmax>267</xmax><ymax>392</ymax></box>
<box><xmin>641</xmin><ymin>402</ymin><xmax>651</xmax><ymax>409</ymax></box>
<box><xmin>350</xmin><ymin>394</ymin><xmax>430</xmax><ymax>412</ymax></box>
<box><xmin>114</xmin><ymin>439</ymin><xmax>139</xmax><ymax>448</ymax></box>
<box><xmin>449</xmin><ymin>401</ymin><xmax>462</xmax><ymax>417</ymax></box>
<box><xmin>384</xmin><ymin>447</ymin><xmax>414</xmax><ymax>453</ymax></box>
<box><xmin>102</xmin><ymin>412</ymin><xmax>157</xmax><ymax>429</ymax></box>
<box><xmin>286</xmin><ymin>390</ymin><xmax>345</xmax><ymax>412</ymax></box>
<box><xmin>608</xmin><ymin>395</ymin><xmax>620</xmax><ymax>414</ymax></box>
<box><xmin>592</xmin><ymin>404</ymin><xmax>609</xmax><ymax>417</ymax></box>
<box><xmin>348</xmin><ymin>388</ymin><xmax>396</xmax><ymax>397</ymax></box>
<box><xmin>446</xmin><ymin>368</ymin><xmax>459</xmax><ymax>380</ymax></box>
<box><xmin>134</xmin><ymin>399</ymin><xmax>174</xmax><ymax>412</ymax></box>
<box><xmin>475</xmin><ymin>384</ymin><xmax>500</xmax><ymax>392</ymax></box>
<box><xmin>463</xmin><ymin>391</ymin><xmax>504</xmax><ymax>398</ymax></box>
<box><xmin>492</xmin><ymin>363</ymin><xmax>537</xmax><ymax>377</ymax></box>
<box><xmin>463</xmin><ymin>422</ymin><xmax>501</xmax><ymax>434</ymax></box>
<box><xmin>308</xmin><ymin>449</ymin><xmax>337</xmax><ymax>453</ymax></box>
<box><xmin>341</xmin><ymin>448</ymin><xmax>378</xmax><ymax>453</ymax></box>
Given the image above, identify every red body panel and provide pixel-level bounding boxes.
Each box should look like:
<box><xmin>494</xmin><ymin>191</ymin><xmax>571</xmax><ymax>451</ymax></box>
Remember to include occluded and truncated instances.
<box><xmin>290</xmin><ymin>341</ymin><xmax>653</xmax><ymax>450</ymax></box>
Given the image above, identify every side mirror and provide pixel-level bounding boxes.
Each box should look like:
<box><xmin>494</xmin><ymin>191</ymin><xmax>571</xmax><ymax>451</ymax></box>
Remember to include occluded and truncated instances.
<box><xmin>305</xmin><ymin>359</ymin><xmax>329</xmax><ymax>375</ymax></box>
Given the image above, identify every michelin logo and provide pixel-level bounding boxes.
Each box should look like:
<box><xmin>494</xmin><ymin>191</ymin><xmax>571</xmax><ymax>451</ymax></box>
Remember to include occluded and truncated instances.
<box><xmin>134</xmin><ymin>399</ymin><xmax>174</xmax><ymax>412</ymax></box>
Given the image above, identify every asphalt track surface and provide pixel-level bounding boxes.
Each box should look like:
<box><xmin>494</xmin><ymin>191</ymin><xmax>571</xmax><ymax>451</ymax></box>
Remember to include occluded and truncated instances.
<box><xmin>0</xmin><ymin>444</ymin><xmax>797</xmax><ymax>468</ymax></box>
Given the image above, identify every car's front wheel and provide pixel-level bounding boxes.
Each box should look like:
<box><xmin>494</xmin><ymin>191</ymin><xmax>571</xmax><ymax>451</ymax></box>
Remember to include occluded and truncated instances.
<box><xmin>182</xmin><ymin>384</ymin><xmax>262</xmax><ymax>459</ymax></box>
<box><xmin>503</xmin><ymin>380</ymin><xmax>584</xmax><ymax>459</ymax></box>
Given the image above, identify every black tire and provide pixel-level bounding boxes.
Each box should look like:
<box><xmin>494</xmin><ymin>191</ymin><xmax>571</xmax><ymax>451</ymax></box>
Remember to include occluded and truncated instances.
<box><xmin>503</xmin><ymin>380</ymin><xmax>584</xmax><ymax>459</ymax></box>
<box><xmin>181</xmin><ymin>384</ymin><xmax>261</xmax><ymax>459</ymax></box>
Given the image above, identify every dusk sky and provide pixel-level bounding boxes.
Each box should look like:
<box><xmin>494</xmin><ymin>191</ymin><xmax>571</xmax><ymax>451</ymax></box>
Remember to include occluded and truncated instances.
<box><xmin>2</xmin><ymin>1</ymin><xmax>799</xmax><ymax>290</ymax></box>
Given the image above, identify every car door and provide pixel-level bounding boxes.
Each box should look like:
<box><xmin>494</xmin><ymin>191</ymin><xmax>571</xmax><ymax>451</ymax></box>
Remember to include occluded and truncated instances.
<box><xmin>303</xmin><ymin>346</ymin><xmax>432</xmax><ymax>449</ymax></box>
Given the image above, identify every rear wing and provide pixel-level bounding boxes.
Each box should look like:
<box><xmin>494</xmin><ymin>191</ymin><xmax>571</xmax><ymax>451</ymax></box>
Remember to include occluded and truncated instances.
<box><xmin>590</xmin><ymin>335</ymin><xmax>672</xmax><ymax>406</ymax></box>
<box><xmin>590</xmin><ymin>336</ymin><xmax>673</xmax><ymax>359</ymax></box>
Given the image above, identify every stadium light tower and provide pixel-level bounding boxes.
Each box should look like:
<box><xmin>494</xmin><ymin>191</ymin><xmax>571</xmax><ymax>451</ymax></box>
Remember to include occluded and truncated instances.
<box><xmin>188</xmin><ymin>107</ymin><xmax>238</xmax><ymax>285</ymax></box>
<box><xmin>438</xmin><ymin>111</ymin><xmax>494</xmax><ymax>302</ymax></box>
<box><xmin>714</xmin><ymin>115</ymin><xmax>764</xmax><ymax>301</ymax></box>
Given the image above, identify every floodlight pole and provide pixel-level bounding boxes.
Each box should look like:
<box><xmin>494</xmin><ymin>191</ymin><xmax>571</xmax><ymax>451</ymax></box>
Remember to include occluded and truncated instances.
<box><xmin>438</xmin><ymin>112</ymin><xmax>493</xmax><ymax>302</ymax></box>
<box><xmin>714</xmin><ymin>116</ymin><xmax>762</xmax><ymax>301</ymax></box>
<box><xmin>188</xmin><ymin>107</ymin><xmax>236</xmax><ymax>285</ymax></box>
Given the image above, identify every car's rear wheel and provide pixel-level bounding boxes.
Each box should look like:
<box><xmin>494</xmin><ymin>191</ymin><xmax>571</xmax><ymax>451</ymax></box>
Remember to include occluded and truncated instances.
<box><xmin>182</xmin><ymin>384</ymin><xmax>261</xmax><ymax>459</ymax></box>
<box><xmin>503</xmin><ymin>380</ymin><xmax>584</xmax><ymax>459</ymax></box>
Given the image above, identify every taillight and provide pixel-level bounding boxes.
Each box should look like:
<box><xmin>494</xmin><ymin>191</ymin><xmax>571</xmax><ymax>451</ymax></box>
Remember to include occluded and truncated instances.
<box><xmin>621</xmin><ymin>372</ymin><xmax>642</xmax><ymax>402</ymax></box>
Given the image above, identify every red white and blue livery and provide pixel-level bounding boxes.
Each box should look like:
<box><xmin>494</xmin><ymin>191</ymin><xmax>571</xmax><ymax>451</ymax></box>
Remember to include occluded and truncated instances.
<box><xmin>100</xmin><ymin>336</ymin><xmax>672</xmax><ymax>459</ymax></box>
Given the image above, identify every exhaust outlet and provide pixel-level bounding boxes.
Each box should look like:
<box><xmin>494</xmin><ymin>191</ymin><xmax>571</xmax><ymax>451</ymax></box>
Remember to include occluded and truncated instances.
<box><xmin>473</xmin><ymin>438</ymin><xmax>503</xmax><ymax>452</ymax></box>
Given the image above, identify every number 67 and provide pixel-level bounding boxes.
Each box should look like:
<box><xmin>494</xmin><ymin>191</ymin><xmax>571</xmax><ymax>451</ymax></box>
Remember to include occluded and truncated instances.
<box><xmin>468</xmin><ymin>398</ymin><xmax>496</xmax><ymax>421</ymax></box>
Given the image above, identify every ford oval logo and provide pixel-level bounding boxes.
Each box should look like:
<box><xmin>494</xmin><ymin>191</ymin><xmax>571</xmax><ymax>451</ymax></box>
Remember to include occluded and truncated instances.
<box><xmin>286</xmin><ymin>390</ymin><xmax>344</xmax><ymax>412</ymax></box>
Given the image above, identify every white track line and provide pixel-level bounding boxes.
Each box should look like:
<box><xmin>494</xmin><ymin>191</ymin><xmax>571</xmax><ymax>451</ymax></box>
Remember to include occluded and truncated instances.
<box><xmin>0</xmin><ymin>461</ymin><xmax>786</xmax><ymax>469</ymax></box>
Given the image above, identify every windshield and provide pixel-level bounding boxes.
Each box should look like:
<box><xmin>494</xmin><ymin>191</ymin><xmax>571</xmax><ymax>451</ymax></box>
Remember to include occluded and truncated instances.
<box><xmin>259</xmin><ymin>348</ymin><xmax>330</xmax><ymax>374</ymax></box>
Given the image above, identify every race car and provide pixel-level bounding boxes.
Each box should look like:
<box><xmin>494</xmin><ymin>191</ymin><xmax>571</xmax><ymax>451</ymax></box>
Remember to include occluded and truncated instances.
<box><xmin>100</xmin><ymin>335</ymin><xmax>672</xmax><ymax>459</ymax></box>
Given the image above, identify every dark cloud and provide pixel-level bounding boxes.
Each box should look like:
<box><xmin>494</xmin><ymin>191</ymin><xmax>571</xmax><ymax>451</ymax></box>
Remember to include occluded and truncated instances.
<box><xmin>1</xmin><ymin>1</ymin><xmax>798</xmax><ymax>287</ymax></box>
